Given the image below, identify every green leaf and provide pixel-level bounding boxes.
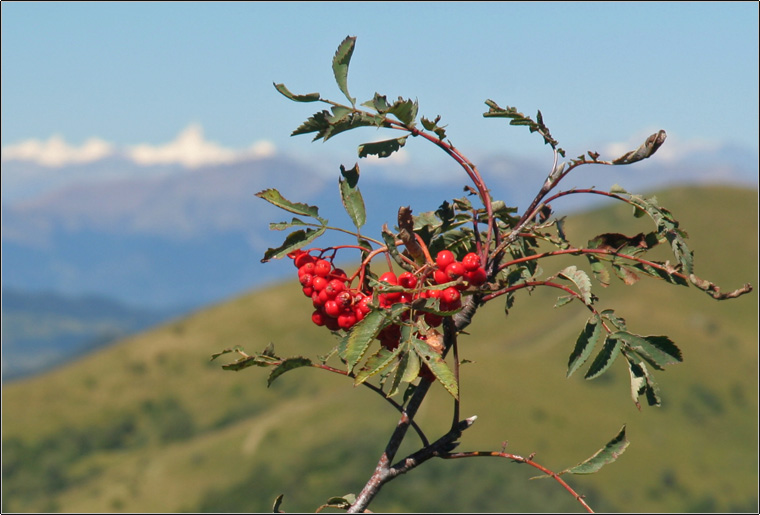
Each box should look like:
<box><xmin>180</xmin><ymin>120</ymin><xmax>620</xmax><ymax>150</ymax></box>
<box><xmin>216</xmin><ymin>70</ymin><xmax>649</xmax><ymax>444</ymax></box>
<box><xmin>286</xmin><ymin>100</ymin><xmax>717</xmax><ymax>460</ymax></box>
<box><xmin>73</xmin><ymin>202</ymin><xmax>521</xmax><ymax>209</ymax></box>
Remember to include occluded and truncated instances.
<box><xmin>256</xmin><ymin>189</ymin><xmax>325</xmax><ymax>222</ymax></box>
<box><xmin>273</xmin><ymin>83</ymin><xmax>320</xmax><ymax>102</ymax></box>
<box><xmin>221</xmin><ymin>352</ymin><xmax>280</xmax><ymax>371</ymax></box>
<box><xmin>273</xmin><ymin>494</ymin><xmax>284</xmax><ymax>513</ymax></box>
<box><xmin>421</xmin><ymin>115</ymin><xmax>447</xmax><ymax>140</ymax></box>
<box><xmin>413</xmin><ymin>336</ymin><xmax>458</xmax><ymax>399</ymax></box>
<box><xmin>387</xmin><ymin>97</ymin><xmax>418</xmax><ymax>126</ymax></box>
<box><xmin>616</xmin><ymin>332</ymin><xmax>683</xmax><ymax>370</ymax></box>
<box><xmin>332</xmin><ymin>36</ymin><xmax>357</xmax><ymax>105</ymax></box>
<box><xmin>562</xmin><ymin>425</ymin><xmax>629</xmax><ymax>475</ymax></box>
<box><xmin>381</xmin><ymin>228</ymin><xmax>415</xmax><ymax>272</ymax></box>
<box><xmin>358</xmin><ymin>136</ymin><xmax>408</xmax><ymax>159</ymax></box>
<box><xmin>611</xmin><ymin>130</ymin><xmax>667</xmax><ymax>164</ymax></box>
<box><xmin>585</xmin><ymin>335</ymin><xmax>622</xmax><ymax>380</ymax></box>
<box><xmin>567</xmin><ymin>315</ymin><xmax>602</xmax><ymax>378</ymax></box>
<box><xmin>354</xmin><ymin>345</ymin><xmax>402</xmax><ymax>385</ymax></box>
<box><xmin>557</xmin><ymin>265</ymin><xmax>593</xmax><ymax>305</ymax></box>
<box><xmin>342</xmin><ymin>305</ymin><xmax>410</xmax><ymax>371</ymax></box>
<box><xmin>261</xmin><ymin>227</ymin><xmax>326</xmax><ymax>262</ymax></box>
<box><xmin>267</xmin><ymin>357</ymin><xmax>312</xmax><ymax>387</ymax></box>
<box><xmin>269</xmin><ymin>217</ymin><xmax>308</xmax><ymax>231</ymax></box>
<box><xmin>587</xmin><ymin>255</ymin><xmax>611</xmax><ymax>287</ymax></box>
<box><xmin>339</xmin><ymin>164</ymin><xmax>366</xmax><ymax>230</ymax></box>
<box><xmin>626</xmin><ymin>355</ymin><xmax>661</xmax><ymax>409</ymax></box>
<box><xmin>386</xmin><ymin>346</ymin><xmax>420</xmax><ymax>398</ymax></box>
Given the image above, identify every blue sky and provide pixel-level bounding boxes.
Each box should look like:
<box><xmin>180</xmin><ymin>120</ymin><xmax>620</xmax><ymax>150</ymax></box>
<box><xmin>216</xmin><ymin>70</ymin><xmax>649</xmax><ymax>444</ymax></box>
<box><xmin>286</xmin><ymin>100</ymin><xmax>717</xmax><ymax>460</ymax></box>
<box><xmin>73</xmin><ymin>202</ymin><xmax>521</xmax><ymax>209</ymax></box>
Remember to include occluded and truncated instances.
<box><xmin>2</xmin><ymin>1</ymin><xmax>758</xmax><ymax>169</ymax></box>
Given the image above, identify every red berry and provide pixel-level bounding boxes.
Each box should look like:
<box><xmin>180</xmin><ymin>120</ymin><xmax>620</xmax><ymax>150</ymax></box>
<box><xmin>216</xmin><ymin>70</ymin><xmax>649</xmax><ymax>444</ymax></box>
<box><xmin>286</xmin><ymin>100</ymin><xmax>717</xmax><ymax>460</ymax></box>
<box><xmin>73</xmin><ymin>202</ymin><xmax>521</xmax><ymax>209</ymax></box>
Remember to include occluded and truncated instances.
<box><xmin>294</xmin><ymin>252</ymin><xmax>315</xmax><ymax>269</ymax></box>
<box><xmin>436</xmin><ymin>250</ymin><xmax>456</xmax><ymax>270</ymax></box>
<box><xmin>324</xmin><ymin>300</ymin><xmax>341</xmax><ymax>318</ymax></box>
<box><xmin>424</xmin><ymin>312</ymin><xmax>443</xmax><ymax>327</ymax></box>
<box><xmin>427</xmin><ymin>288</ymin><xmax>442</xmax><ymax>298</ymax></box>
<box><xmin>466</xmin><ymin>267</ymin><xmax>488</xmax><ymax>286</ymax></box>
<box><xmin>462</xmin><ymin>252</ymin><xmax>481</xmax><ymax>271</ymax></box>
<box><xmin>398</xmin><ymin>271</ymin><xmax>418</xmax><ymax>289</ymax></box>
<box><xmin>311</xmin><ymin>309</ymin><xmax>326</xmax><ymax>326</ymax></box>
<box><xmin>299</xmin><ymin>273</ymin><xmax>313</xmax><ymax>288</ymax></box>
<box><xmin>379</xmin><ymin>271</ymin><xmax>398</xmax><ymax>285</ymax></box>
<box><xmin>302</xmin><ymin>286</ymin><xmax>314</xmax><ymax>298</ymax></box>
<box><xmin>324</xmin><ymin>316</ymin><xmax>340</xmax><ymax>331</ymax></box>
<box><xmin>314</xmin><ymin>259</ymin><xmax>332</xmax><ymax>277</ymax></box>
<box><xmin>312</xmin><ymin>276</ymin><xmax>328</xmax><ymax>292</ymax></box>
<box><xmin>433</xmin><ymin>269</ymin><xmax>450</xmax><ymax>285</ymax></box>
<box><xmin>440</xmin><ymin>297</ymin><xmax>462</xmax><ymax>312</ymax></box>
<box><xmin>298</xmin><ymin>262</ymin><xmax>316</xmax><ymax>277</ymax></box>
<box><xmin>442</xmin><ymin>286</ymin><xmax>461</xmax><ymax>304</ymax></box>
<box><xmin>335</xmin><ymin>290</ymin><xmax>353</xmax><ymax>307</ymax></box>
<box><xmin>324</xmin><ymin>279</ymin><xmax>346</xmax><ymax>299</ymax></box>
<box><xmin>378</xmin><ymin>272</ymin><xmax>401</xmax><ymax>302</ymax></box>
<box><xmin>355</xmin><ymin>295</ymin><xmax>372</xmax><ymax>315</ymax></box>
<box><xmin>337</xmin><ymin>310</ymin><xmax>357</xmax><ymax>330</ymax></box>
<box><xmin>330</xmin><ymin>268</ymin><xmax>348</xmax><ymax>281</ymax></box>
<box><xmin>445</xmin><ymin>261</ymin><xmax>466</xmax><ymax>280</ymax></box>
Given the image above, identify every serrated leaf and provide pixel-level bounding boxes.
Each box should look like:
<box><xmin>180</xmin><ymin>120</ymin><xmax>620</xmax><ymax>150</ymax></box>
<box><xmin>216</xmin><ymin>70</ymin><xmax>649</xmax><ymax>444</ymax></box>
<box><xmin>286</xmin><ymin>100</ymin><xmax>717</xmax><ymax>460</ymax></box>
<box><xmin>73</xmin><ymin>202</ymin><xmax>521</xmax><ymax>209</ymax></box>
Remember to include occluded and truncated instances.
<box><xmin>354</xmin><ymin>345</ymin><xmax>402</xmax><ymax>385</ymax></box>
<box><xmin>386</xmin><ymin>348</ymin><xmax>419</xmax><ymax>399</ymax></box>
<box><xmin>273</xmin><ymin>83</ymin><xmax>320</xmax><ymax>102</ymax></box>
<box><xmin>612</xmin><ymin>130</ymin><xmax>667</xmax><ymax>164</ymax></box>
<box><xmin>626</xmin><ymin>356</ymin><xmax>661</xmax><ymax>409</ymax></box>
<box><xmin>269</xmin><ymin>217</ymin><xmax>308</xmax><ymax>231</ymax></box>
<box><xmin>291</xmin><ymin>110</ymin><xmax>331</xmax><ymax>138</ymax></box>
<box><xmin>567</xmin><ymin>315</ymin><xmax>602</xmax><ymax>378</ymax></box>
<box><xmin>381</xmin><ymin>227</ymin><xmax>414</xmax><ymax>272</ymax></box>
<box><xmin>616</xmin><ymin>332</ymin><xmax>682</xmax><ymax>369</ymax></box>
<box><xmin>558</xmin><ymin>265</ymin><xmax>593</xmax><ymax>305</ymax></box>
<box><xmin>262</xmin><ymin>227</ymin><xmax>326</xmax><ymax>262</ymax></box>
<box><xmin>612</xmin><ymin>263</ymin><xmax>640</xmax><ymax>285</ymax></box>
<box><xmin>563</xmin><ymin>425</ymin><xmax>629</xmax><ymax>475</ymax></box>
<box><xmin>339</xmin><ymin>164</ymin><xmax>366</xmax><ymax>230</ymax></box>
<box><xmin>585</xmin><ymin>335</ymin><xmax>622</xmax><ymax>380</ymax></box>
<box><xmin>413</xmin><ymin>337</ymin><xmax>458</xmax><ymax>399</ymax></box>
<box><xmin>343</xmin><ymin>309</ymin><xmax>386</xmax><ymax>370</ymax></box>
<box><xmin>332</xmin><ymin>36</ymin><xmax>357</xmax><ymax>105</ymax></box>
<box><xmin>587</xmin><ymin>255</ymin><xmax>611</xmax><ymax>287</ymax></box>
<box><xmin>358</xmin><ymin>136</ymin><xmax>408</xmax><ymax>159</ymax></box>
<box><xmin>267</xmin><ymin>357</ymin><xmax>312</xmax><ymax>387</ymax></box>
<box><xmin>387</xmin><ymin>98</ymin><xmax>418</xmax><ymax>126</ymax></box>
<box><xmin>256</xmin><ymin>189</ymin><xmax>325</xmax><ymax>222</ymax></box>
<box><xmin>221</xmin><ymin>353</ymin><xmax>279</xmax><ymax>371</ymax></box>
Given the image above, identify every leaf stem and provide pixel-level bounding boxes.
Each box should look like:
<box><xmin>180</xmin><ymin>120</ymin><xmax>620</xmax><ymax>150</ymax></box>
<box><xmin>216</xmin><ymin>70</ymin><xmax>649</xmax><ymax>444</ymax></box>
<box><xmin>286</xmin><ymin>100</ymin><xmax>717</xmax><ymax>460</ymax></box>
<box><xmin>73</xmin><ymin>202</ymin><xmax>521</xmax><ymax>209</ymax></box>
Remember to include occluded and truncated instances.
<box><xmin>441</xmin><ymin>450</ymin><xmax>594</xmax><ymax>513</ymax></box>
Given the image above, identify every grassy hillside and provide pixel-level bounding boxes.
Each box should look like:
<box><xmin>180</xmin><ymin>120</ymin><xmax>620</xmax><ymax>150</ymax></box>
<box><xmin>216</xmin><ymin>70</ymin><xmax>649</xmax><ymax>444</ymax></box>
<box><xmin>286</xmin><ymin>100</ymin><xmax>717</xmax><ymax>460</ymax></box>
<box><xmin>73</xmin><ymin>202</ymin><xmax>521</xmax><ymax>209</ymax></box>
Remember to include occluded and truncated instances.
<box><xmin>2</xmin><ymin>185</ymin><xmax>757</xmax><ymax>513</ymax></box>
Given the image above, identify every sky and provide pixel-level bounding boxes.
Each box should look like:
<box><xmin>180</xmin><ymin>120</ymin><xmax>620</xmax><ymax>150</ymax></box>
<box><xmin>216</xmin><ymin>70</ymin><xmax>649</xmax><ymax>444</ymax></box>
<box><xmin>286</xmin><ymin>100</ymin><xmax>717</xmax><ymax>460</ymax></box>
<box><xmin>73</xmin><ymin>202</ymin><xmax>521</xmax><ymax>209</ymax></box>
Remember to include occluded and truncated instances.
<box><xmin>1</xmin><ymin>1</ymin><xmax>758</xmax><ymax>174</ymax></box>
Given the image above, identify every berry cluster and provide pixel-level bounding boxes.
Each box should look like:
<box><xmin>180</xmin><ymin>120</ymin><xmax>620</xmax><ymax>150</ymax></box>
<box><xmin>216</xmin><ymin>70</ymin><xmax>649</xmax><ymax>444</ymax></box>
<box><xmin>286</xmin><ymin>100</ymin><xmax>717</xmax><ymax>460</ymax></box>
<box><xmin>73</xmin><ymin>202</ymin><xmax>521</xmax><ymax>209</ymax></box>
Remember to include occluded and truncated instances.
<box><xmin>288</xmin><ymin>249</ymin><xmax>488</xmax><ymax>347</ymax></box>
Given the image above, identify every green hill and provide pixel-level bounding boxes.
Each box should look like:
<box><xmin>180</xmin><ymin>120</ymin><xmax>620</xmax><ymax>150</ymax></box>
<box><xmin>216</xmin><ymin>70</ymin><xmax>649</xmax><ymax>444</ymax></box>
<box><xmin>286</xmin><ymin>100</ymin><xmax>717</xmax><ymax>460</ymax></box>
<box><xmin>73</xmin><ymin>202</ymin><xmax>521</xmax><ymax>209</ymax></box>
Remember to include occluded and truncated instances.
<box><xmin>2</xmin><ymin>185</ymin><xmax>757</xmax><ymax>513</ymax></box>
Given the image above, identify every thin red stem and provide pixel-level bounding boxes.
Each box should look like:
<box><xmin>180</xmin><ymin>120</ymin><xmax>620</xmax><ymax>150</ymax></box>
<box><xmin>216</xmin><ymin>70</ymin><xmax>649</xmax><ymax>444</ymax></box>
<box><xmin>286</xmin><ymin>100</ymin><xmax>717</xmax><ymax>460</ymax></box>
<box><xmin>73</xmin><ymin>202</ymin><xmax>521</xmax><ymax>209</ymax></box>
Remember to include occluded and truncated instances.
<box><xmin>442</xmin><ymin>451</ymin><xmax>594</xmax><ymax>513</ymax></box>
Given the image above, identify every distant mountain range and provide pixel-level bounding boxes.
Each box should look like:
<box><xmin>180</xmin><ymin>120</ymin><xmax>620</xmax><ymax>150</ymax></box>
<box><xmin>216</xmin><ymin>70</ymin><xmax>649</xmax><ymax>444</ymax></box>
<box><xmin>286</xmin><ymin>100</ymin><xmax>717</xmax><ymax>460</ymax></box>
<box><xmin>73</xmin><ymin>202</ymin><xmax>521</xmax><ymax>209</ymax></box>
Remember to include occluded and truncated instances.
<box><xmin>1</xmin><ymin>289</ymin><xmax>178</xmax><ymax>382</ymax></box>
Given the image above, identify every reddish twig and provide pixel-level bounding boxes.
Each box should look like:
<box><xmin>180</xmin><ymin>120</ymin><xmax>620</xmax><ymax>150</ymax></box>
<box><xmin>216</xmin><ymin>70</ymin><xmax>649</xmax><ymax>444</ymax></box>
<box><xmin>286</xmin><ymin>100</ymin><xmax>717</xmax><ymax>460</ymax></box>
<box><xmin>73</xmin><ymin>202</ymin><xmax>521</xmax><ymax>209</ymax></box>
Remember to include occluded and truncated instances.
<box><xmin>441</xmin><ymin>450</ymin><xmax>594</xmax><ymax>513</ymax></box>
